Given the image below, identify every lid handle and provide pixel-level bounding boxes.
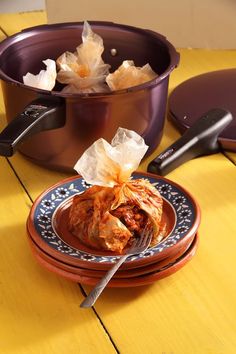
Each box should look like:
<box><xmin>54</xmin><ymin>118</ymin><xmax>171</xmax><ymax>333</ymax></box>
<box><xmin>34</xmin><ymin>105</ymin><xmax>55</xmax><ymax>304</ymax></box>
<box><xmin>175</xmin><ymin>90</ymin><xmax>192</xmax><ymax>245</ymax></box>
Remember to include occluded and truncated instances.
<box><xmin>147</xmin><ymin>108</ymin><xmax>233</xmax><ymax>176</ymax></box>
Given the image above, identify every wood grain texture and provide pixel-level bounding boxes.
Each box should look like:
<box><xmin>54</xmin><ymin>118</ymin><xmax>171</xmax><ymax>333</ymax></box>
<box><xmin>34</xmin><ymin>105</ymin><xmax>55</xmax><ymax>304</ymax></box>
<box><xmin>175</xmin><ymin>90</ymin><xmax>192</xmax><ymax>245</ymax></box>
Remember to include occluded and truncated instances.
<box><xmin>0</xmin><ymin>29</ymin><xmax>6</xmax><ymax>42</ymax></box>
<box><xmin>0</xmin><ymin>11</ymin><xmax>47</xmax><ymax>35</ymax></box>
<box><xmin>223</xmin><ymin>151</ymin><xmax>236</xmax><ymax>165</ymax></box>
<box><xmin>0</xmin><ymin>160</ymin><xmax>117</xmax><ymax>353</ymax></box>
<box><xmin>0</xmin><ymin>13</ymin><xmax>116</xmax><ymax>354</ymax></box>
<box><xmin>0</xmin><ymin>11</ymin><xmax>236</xmax><ymax>354</ymax></box>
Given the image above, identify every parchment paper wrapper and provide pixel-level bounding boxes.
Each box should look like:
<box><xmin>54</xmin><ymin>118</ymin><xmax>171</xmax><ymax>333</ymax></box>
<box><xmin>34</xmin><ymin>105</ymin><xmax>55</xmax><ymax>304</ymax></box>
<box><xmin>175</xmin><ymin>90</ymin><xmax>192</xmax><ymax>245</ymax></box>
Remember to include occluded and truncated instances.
<box><xmin>74</xmin><ymin>128</ymin><xmax>148</xmax><ymax>187</ymax></box>
<box><xmin>56</xmin><ymin>21</ymin><xmax>110</xmax><ymax>93</ymax></box>
<box><xmin>23</xmin><ymin>59</ymin><xmax>57</xmax><ymax>90</ymax></box>
<box><xmin>106</xmin><ymin>60</ymin><xmax>157</xmax><ymax>91</ymax></box>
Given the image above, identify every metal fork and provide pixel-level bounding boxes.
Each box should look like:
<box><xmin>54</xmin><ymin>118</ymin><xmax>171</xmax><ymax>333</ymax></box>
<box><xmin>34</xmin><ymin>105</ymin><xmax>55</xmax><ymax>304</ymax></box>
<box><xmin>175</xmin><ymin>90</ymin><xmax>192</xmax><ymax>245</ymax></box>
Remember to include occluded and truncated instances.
<box><xmin>80</xmin><ymin>226</ymin><xmax>152</xmax><ymax>308</ymax></box>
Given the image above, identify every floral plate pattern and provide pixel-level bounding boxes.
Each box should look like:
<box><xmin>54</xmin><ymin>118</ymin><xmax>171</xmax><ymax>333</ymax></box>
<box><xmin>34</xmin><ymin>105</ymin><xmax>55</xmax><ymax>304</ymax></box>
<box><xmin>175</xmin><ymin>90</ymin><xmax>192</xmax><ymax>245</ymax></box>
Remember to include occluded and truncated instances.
<box><xmin>27</xmin><ymin>172</ymin><xmax>200</xmax><ymax>268</ymax></box>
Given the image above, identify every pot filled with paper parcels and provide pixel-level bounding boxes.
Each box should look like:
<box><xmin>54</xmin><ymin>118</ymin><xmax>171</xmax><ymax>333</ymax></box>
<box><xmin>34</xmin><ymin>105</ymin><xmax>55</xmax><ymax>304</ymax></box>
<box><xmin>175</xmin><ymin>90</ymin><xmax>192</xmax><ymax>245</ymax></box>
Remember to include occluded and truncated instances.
<box><xmin>0</xmin><ymin>21</ymin><xmax>179</xmax><ymax>172</ymax></box>
<box><xmin>26</xmin><ymin>128</ymin><xmax>201</xmax><ymax>286</ymax></box>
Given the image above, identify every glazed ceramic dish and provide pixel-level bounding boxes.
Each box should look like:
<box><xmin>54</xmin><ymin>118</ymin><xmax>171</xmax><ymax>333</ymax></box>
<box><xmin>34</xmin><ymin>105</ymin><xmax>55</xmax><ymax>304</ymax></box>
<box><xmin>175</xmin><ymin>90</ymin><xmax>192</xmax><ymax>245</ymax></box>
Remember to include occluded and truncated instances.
<box><xmin>28</xmin><ymin>233</ymin><xmax>199</xmax><ymax>287</ymax></box>
<box><xmin>27</xmin><ymin>172</ymin><xmax>201</xmax><ymax>270</ymax></box>
<box><xmin>27</xmin><ymin>231</ymin><xmax>198</xmax><ymax>278</ymax></box>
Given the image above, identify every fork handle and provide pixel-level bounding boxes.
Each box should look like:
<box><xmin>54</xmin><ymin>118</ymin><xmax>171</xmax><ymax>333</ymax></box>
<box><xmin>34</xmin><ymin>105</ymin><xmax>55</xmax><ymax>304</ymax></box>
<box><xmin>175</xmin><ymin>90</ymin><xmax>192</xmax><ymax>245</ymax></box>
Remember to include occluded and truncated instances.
<box><xmin>80</xmin><ymin>254</ymin><xmax>129</xmax><ymax>308</ymax></box>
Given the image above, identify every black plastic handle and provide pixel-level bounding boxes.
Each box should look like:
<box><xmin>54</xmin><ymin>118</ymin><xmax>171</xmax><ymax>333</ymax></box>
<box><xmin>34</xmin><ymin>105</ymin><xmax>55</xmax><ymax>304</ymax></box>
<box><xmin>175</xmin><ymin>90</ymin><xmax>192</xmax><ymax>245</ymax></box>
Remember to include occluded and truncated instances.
<box><xmin>147</xmin><ymin>108</ymin><xmax>233</xmax><ymax>176</ymax></box>
<box><xmin>0</xmin><ymin>96</ymin><xmax>66</xmax><ymax>157</ymax></box>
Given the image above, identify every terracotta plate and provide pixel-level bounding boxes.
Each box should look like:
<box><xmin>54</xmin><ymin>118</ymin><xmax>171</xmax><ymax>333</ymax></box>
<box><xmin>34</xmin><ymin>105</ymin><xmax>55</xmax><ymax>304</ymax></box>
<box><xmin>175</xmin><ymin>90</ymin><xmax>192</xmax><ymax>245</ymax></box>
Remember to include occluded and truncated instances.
<box><xmin>27</xmin><ymin>231</ymin><xmax>197</xmax><ymax>278</ymax></box>
<box><xmin>29</xmin><ymin>234</ymin><xmax>199</xmax><ymax>287</ymax></box>
<box><xmin>27</xmin><ymin>172</ymin><xmax>201</xmax><ymax>270</ymax></box>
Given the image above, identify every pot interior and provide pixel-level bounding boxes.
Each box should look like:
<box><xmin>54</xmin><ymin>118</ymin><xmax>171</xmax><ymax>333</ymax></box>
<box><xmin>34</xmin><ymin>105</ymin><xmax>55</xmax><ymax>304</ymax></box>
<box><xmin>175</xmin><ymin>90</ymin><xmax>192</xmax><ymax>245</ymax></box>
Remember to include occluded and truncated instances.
<box><xmin>0</xmin><ymin>22</ymin><xmax>174</xmax><ymax>91</ymax></box>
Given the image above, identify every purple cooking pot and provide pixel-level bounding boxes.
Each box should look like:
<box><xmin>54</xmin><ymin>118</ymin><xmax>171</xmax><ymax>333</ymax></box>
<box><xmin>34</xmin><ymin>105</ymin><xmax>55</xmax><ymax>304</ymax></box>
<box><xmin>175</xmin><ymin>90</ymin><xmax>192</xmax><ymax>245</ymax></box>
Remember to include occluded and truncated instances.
<box><xmin>0</xmin><ymin>21</ymin><xmax>179</xmax><ymax>172</ymax></box>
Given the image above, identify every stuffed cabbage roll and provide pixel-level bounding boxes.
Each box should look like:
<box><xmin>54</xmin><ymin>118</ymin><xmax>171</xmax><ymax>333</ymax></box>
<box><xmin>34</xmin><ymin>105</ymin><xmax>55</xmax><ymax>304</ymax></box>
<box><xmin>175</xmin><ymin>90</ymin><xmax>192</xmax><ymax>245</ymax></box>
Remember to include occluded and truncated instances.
<box><xmin>69</xmin><ymin>178</ymin><xmax>163</xmax><ymax>253</ymax></box>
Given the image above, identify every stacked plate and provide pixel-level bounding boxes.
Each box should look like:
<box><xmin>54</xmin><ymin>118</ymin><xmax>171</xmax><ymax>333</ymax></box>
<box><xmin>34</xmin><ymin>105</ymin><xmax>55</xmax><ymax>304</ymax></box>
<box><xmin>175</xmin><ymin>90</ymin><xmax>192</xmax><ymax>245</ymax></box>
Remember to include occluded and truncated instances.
<box><xmin>26</xmin><ymin>172</ymin><xmax>201</xmax><ymax>287</ymax></box>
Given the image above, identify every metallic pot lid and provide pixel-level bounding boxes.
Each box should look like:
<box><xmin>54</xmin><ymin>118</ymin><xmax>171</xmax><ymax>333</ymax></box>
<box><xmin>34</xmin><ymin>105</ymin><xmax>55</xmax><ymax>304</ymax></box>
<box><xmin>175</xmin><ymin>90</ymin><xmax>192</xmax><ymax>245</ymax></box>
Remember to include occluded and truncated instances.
<box><xmin>168</xmin><ymin>68</ymin><xmax>236</xmax><ymax>151</ymax></box>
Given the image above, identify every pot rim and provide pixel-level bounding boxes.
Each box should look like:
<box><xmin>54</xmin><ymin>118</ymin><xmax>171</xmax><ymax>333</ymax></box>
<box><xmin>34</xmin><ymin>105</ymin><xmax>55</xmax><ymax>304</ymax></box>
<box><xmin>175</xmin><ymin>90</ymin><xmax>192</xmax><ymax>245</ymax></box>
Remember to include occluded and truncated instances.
<box><xmin>0</xmin><ymin>20</ymin><xmax>180</xmax><ymax>98</ymax></box>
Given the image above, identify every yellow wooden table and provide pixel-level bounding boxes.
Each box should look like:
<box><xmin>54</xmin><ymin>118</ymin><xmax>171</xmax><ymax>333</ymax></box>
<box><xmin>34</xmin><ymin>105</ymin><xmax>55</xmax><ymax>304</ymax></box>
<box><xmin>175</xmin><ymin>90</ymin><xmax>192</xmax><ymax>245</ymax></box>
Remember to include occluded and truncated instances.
<box><xmin>0</xmin><ymin>12</ymin><xmax>236</xmax><ymax>354</ymax></box>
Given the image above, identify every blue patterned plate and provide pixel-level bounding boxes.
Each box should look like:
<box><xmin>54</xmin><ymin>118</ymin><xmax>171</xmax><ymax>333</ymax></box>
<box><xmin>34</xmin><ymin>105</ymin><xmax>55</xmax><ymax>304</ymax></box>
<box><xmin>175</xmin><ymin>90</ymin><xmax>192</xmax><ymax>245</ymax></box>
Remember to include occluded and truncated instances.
<box><xmin>27</xmin><ymin>172</ymin><xmax>201</xmax><ymax>270</ymax></box>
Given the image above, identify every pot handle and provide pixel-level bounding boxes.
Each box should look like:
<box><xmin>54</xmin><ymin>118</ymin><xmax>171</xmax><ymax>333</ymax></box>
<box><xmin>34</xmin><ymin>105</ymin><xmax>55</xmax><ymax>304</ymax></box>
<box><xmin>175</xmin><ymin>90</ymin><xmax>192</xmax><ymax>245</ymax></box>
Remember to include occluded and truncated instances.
<box><xmin>0</xmin><ymin>96</ymin><xmax>66</xmax><ymax>157</ymax></box>
<box><xmin>147</xmin><ymin>108</ymin><xmax>233</xmax><ymax>176</ymax></box>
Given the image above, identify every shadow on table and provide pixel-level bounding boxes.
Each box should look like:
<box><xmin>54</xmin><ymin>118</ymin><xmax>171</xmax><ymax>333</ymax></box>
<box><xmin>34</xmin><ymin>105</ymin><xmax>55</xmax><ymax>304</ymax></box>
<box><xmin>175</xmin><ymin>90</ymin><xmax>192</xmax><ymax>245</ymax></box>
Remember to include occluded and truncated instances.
<box><xmin>81</xmin><ymin>276</ymin><xmax>173</xmax><ymax>311</ymax></box>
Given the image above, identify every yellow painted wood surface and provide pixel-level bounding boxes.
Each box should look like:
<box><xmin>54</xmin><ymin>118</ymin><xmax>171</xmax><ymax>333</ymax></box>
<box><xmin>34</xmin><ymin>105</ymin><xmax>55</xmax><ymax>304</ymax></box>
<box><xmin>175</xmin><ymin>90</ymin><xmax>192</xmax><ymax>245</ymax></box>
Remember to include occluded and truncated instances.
<box><xmin>0</xmin><ymin>11</ymin><xmax>47</xmax><ymax>35</ymax></box>
<box><xmin>0</xmin><ymin>157</ymin><xmax>117</xmax><ymax>354</ymax></box>
<box><xmin>0</xmin><ymin>11</ymin><xmax>236</xmax><ymax>354</ymax></box>
<box><xmin>0</xmin><ymin>29</ymin><xmax>6</xmax><ymax>42</ymax></box>
<box><xmin>224</xmin><ymin>151</ymin><xmax>236</xmax><ymax>165</ymax></box>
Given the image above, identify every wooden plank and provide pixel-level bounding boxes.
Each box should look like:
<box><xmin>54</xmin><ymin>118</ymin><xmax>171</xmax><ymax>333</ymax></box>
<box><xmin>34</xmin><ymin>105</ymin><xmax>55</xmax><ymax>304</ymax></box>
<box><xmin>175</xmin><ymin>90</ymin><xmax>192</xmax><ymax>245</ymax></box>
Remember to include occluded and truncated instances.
<box><xmin>0</xmin><ymin>11</ymin><xmax>47</xmax><ymax>35</ymax></box>
<box><xmin>0</xmin><ymin>29</ymin><xmax>6</xmax><ymax>42</ymax></box>
<box><xmin>170</xmin><ymin>48</ymin><xmax>236</xmax><ymax>91</ymax></box>
<box><xmin>0</xmin><ymin>159</ymin><xmax>117</xmax><ymax>353</ymax></box>
<box><xmin>224</xmin><ymin>151</ymin><xmax>236</xmax><ymax>165</ymax></box>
